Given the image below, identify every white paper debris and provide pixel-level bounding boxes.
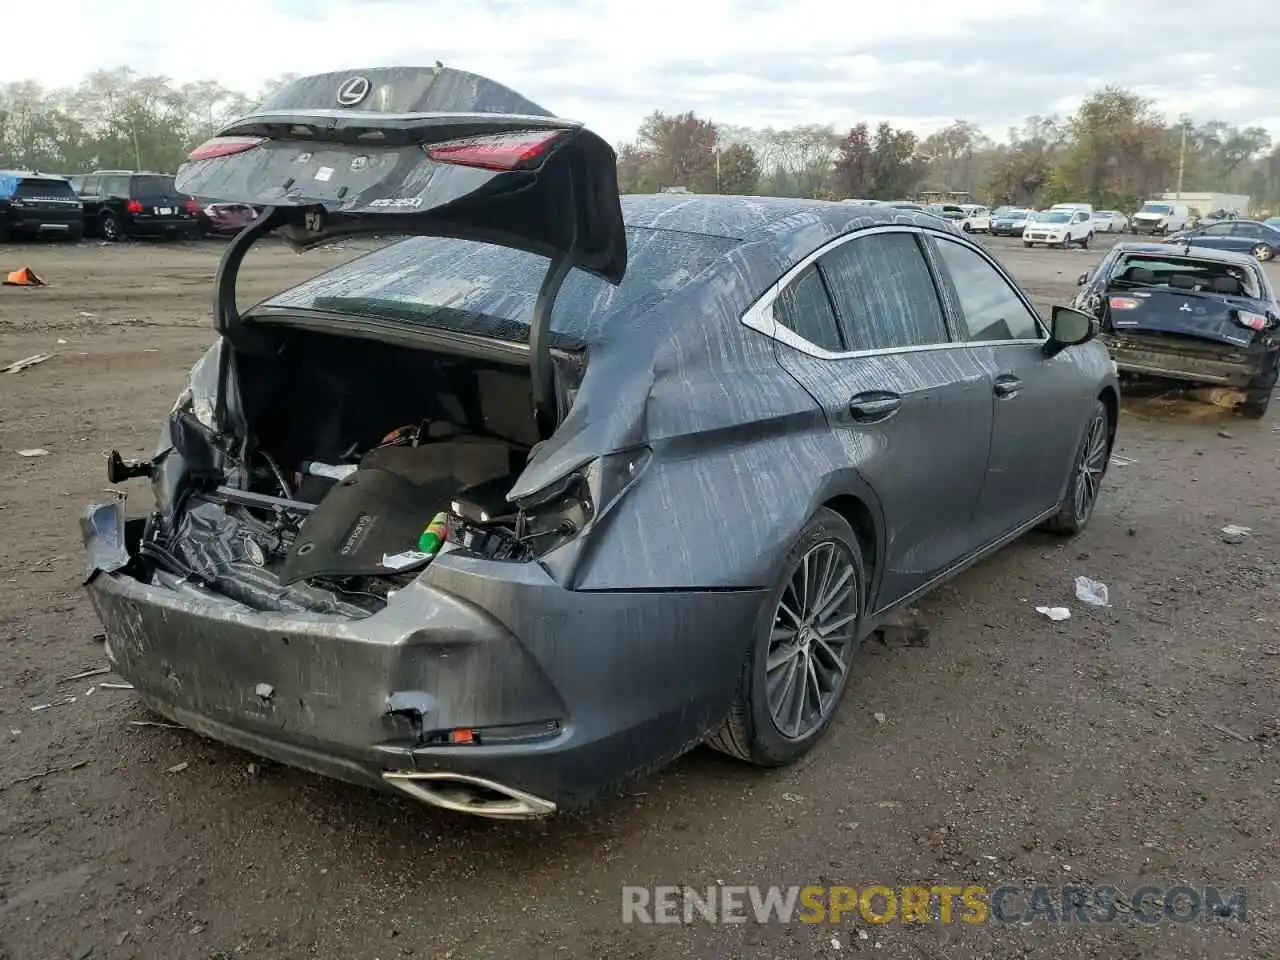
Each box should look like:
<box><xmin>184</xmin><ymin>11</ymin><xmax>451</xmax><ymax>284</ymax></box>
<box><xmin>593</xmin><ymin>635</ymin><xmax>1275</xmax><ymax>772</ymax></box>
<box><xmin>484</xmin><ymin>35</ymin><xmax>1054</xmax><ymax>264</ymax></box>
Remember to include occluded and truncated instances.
<box><xmin>1074</xmin><ymin>575</ymin><xmax>1110</xmax><ymax>606</ymax></box>
<box><xmin>17</xmin><ymin>448</ymin><xmax>50</xmax><ymax>457</ymax></box>
<box><xmin>1221</xmin><ymin>525</ymin><xmax>1251</xmax><ymax>544</ymax></box>
<box><xmin>380</xmin><ymin>550</ymin><xmax>432</xmax><ymax>570</ymax></box>
<box><xmin>1036</xmin><ymin>606</ymin><xmax>1071</xmax><ymax>621</ymax></box>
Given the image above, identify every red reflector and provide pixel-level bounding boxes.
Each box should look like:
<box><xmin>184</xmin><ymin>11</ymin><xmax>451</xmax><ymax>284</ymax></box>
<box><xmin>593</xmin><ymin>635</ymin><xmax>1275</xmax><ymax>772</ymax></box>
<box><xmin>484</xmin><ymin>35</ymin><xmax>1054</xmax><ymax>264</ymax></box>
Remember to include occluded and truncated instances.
<box><xmin>187</xmin><ymin>136</ymin><xmax>265</xmax><ymax>162</ymax></box>
<box><xmin>425</xmin><ymin>130</ymin><xmax>565</xmax><ymax>171</ymax></box>
<box><xmin>1109</xmin><ymin>296</ymin><xmax>1140</xmax><ymax>310</ymax></box>
<box><xmin>447</xmin><ymin>728</ymin><xmax>477</xmax><ymax>744</ymax></box>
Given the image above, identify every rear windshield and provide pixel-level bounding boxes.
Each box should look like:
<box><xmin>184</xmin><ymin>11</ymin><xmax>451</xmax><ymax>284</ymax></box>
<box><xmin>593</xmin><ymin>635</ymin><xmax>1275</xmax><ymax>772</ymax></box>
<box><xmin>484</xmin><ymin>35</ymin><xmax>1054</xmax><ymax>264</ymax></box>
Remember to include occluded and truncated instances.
<box><xmin>132</xmin><ymin>175</ymin><xmax>179</xmax><ymax>196</ymax></box>
<box><xmin>1110</xmin><ymin>255</ymin><xmax>1260</xmax><ymax>299</ymax></box>
<box><xmin>15</xmin><ymin>178</ymin><xmax>76</xmax><ymax>200</ymax></box>
<box><xmin>263</xmin><ymin>226</ymin><xmax>741</xmax><ymax>345</ymax></box>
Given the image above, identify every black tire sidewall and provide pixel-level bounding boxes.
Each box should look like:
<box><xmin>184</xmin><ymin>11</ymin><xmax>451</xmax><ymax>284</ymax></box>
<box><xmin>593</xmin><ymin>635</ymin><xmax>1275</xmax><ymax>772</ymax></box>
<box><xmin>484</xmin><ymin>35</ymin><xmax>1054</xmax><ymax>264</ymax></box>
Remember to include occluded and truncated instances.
<box><xmin>1071</xmin><ymin>401</ymin><xmax>1110</xmax><ymax>528</ymax></box>
<box><xmin>742</xmin><ymin>508</ymin><xmax>865</xmax><ymax>765</ymax></box>
<box><xmin>101</xmin><ymin>214</ymin><xmax>121</xmax><ymax>241</ymax></box>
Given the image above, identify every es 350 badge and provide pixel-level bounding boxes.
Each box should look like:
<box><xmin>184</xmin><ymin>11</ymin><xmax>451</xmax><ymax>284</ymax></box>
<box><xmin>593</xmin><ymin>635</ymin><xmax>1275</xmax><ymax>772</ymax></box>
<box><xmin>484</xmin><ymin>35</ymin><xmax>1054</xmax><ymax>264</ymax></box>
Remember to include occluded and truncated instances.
<box><xmin>368</xmin><ymin>197</ymin><xmax>424</xmax><ymax>209</ymax></box>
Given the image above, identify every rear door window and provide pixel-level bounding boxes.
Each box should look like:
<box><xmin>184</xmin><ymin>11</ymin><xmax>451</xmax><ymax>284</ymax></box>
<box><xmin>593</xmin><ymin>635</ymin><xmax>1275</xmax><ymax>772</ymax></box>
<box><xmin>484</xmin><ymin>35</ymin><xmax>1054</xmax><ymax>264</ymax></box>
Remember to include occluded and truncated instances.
<box><xmin>818</xmin><ymin>231</ymin><xmax>949</xmax><ymax>351</ymax></box>
<box><xmin>101</xmin><ymin>176</ymin><xmax>131</xmax><ymax>197</ymax></box>
<box><xmin>773</xmin><ymin>266</ymin><xmax>844</xmax><ymax>352</ymax></box>
<box><xmin>932</xmin><ymin>237</ymin><xmax>1044</xmax><ymax>342</ymax></box>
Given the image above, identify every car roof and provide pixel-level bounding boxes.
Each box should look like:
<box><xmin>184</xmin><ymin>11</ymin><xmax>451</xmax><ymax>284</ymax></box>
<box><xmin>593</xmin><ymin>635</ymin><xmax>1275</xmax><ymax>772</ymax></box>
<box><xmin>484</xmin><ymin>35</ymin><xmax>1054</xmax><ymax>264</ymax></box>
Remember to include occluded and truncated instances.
<box><xmin>0</xmin><ymin>170</ymin><xmax>68</xmax><ymax>180</ymax></box>
<box><xmin>619</xmin><ymin>193</ymin><xmax>953</xmax><ymax>243</ymax></box>
<box><xmin>1111</xmin><ymin>241</ymin><xmax>1259</xmax><ymax>266</ymax></box>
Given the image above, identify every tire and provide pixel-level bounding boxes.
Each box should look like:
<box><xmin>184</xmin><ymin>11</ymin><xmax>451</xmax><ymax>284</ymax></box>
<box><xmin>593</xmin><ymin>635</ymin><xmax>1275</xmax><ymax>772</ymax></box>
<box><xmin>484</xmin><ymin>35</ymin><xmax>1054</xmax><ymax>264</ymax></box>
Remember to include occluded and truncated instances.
<box><xmin>100</xmin><ymin>213</ymin><xmax>122</xmax><ymax>242</ymax></box>
<box><xmin>1024</xmin><ymin>241</ymin><xmax>1033</xmax><ymax>248</ymax></box>
<box><xmin>67</xmin><ymin>224</ymin><xmax>84</xmax><ymax>243</ymax></box>
<box><xmin>1252</xmin><ymin>243</ymin><xmax>1274</xmax><ymax>262</ymax></box>
<box><xmin>1041</xmin><ymin>400</ymin><xmax>1111</xmax><ymax>536</ymax></box>
<box><xmin>1239</xmin><ymin>358</ymin><xmax>1278</xmax><ymax>418</ymax></box>
<box><xmin>1079</xmin><ymin>232</ymin><xmax>1091</xmax><ymax>250</ymax></box>
<box><xmin>707</xmin><ymin>507</ymin><xmax>865</xmax><ymax>766</ymax></box>
<box><xmin>962</xmin><ymin>222</ymin><xmax>972</xmax><ymax>233</ymax></box>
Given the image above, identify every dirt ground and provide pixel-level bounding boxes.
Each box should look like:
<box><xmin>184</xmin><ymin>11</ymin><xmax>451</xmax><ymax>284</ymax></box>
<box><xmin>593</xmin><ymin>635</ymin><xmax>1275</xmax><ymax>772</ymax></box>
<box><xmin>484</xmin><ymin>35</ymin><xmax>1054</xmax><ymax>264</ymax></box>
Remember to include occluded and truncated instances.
<box><xmin>1</xmin><ymin>234</ymin><xmax>1278</xmax><ymax>960</ymax></box>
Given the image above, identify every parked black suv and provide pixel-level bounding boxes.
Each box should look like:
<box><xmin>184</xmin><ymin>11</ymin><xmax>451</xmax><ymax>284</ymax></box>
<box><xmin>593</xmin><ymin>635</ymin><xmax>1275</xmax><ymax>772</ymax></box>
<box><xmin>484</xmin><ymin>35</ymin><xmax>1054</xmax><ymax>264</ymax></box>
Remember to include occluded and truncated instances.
<box><xmin>0</xmin><ymin>172</ymin><xmax>85</xmax><ymax>241</ymax></box>
<box><xmin>68</xmin><ymin>171</ymin><xmax>198</xmax><ymax>241</ymax></box>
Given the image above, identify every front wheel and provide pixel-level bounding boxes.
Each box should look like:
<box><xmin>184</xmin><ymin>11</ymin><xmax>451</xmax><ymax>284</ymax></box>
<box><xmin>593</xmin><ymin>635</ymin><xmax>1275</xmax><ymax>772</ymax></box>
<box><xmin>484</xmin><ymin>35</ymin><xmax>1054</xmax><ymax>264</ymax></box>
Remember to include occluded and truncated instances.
<box><xmin>708</xmin><ymin>507</ymin><xmax>865</xmax><ymax>766</ymax></box>
<box><xmin>1079</xmin><ymin>232</ymin><xmax>1091</xmax><ymax>249</ymax></box>
<box><xmin>1024</xmin><ymin>241</ymin><xmax>1033</xmax><ymax>248</ymax></box>
<box><xmin>1041</xmin><ymin>401</ymin><xmax>1111</xmax><ymax>536</ymax></box>
<box><xmin>1252</xmin><ymin>243</ymin><xmax>1274</xmax><ymax>262</ymax></box>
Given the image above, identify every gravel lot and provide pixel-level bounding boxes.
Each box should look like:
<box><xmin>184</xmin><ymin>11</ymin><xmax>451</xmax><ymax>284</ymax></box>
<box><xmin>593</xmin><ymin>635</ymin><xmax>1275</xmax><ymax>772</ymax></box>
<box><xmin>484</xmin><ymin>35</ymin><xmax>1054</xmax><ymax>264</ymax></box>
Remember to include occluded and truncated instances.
<box><xmin>1</xmin><ymin>233</ymin><xmax>1278</xmax><ymax>960</ymax></box>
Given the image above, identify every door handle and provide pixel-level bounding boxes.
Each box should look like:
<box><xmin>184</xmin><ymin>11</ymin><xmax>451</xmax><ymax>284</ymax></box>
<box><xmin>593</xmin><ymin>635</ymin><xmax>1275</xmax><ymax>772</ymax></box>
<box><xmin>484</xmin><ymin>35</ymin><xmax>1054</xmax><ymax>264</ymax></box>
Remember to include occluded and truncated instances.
<box><xmin>993</xmin><ymin>374</ymin><xmax>1022</xmax><ymax>398</ymax></box>
<box><xmin>848</xmin><ymin>391</ymin><xmax>902</xmax><ymax>422</ymax></box>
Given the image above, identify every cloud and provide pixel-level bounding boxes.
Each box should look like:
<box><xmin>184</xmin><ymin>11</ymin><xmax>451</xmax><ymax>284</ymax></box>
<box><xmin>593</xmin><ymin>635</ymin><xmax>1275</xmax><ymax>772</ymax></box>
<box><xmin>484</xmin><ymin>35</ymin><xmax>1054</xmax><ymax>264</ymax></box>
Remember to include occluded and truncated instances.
<box><xmin>4</xmin><ymin>0</ymin><xmax>1276</xmax><ymax>144</ymax></box>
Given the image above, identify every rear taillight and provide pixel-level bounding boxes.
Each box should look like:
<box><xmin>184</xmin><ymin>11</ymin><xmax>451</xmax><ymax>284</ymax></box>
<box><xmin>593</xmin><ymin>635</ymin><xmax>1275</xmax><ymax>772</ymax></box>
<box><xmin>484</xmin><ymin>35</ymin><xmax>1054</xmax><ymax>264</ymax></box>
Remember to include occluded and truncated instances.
<box><xmin>184</xmin><ymin>198</ymin><xmax>200</xmax><ymax>215</ymax></box>
<box><xmin>425</xmin><ymin>130</ymin><xmax>566</xmax><ymax>172</ymax></box>
<box><xmin>1235</xmin><ymin>310</ymin><xmax>1269</xmax><ymax>331</ymax></box>
<box><xmin>1108</xmin><ymin>296</ymin><xmax>1140</xmax><ymax>310</ymax></box>
<box><xmin>125</xmin><ymin>199</ymin><xmax>143</xmax><ymax>214</ymax></box>
<box><xmin>187</xmin><ymin>136</ymin><xmax>265</xmax><ymax>162</ymax></box>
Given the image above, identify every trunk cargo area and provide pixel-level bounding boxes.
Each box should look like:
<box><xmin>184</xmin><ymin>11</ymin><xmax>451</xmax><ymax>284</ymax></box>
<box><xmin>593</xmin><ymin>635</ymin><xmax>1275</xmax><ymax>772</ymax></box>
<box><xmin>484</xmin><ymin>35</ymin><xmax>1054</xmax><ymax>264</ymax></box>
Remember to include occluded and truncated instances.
<box><xmin>149</xmin><ymin>328</ymin><xmax>571</xmax><ymax>617</ymax></box>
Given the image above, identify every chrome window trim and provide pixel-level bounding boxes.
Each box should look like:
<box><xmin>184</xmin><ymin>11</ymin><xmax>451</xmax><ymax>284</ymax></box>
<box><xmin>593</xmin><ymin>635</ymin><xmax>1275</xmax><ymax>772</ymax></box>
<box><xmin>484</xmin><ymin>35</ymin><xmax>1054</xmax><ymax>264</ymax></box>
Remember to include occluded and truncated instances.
<box><xmin>741</xmin><ymin>224</ymin><xmax>1048</xmax><ymax>360</ymax></box>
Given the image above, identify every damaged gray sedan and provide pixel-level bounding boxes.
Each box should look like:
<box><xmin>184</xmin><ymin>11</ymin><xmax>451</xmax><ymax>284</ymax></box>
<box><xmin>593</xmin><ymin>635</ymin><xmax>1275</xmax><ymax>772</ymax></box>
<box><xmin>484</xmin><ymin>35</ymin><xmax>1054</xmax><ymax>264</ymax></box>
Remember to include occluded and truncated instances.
<box><xmin>82</xmin><ymin>67</ymin><xmax>1119</xmax><ymax>819</ymax></box>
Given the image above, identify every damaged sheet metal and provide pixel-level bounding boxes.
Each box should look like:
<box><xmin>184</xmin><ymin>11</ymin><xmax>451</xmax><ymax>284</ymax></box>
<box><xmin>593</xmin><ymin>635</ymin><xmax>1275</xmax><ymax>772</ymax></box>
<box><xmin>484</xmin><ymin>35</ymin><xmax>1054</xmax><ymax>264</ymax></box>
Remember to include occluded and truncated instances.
<box><xmin>82</xmin><ymin>501</ymin><xmax>130</xmax><ymax>581</ymax></box>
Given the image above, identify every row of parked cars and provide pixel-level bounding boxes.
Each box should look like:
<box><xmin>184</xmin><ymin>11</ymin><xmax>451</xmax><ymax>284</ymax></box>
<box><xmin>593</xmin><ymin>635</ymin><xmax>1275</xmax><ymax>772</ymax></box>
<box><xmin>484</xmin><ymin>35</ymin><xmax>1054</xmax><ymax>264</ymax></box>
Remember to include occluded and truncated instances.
<box><xmin>0</xmin><ymin>168</ymin><xmax>259</xmax><ymax>242</ymax></box>
<box><xmin>885</xmin><ymin>200</ymin><xmax>1280</xmax><ymax>261</ymax></box>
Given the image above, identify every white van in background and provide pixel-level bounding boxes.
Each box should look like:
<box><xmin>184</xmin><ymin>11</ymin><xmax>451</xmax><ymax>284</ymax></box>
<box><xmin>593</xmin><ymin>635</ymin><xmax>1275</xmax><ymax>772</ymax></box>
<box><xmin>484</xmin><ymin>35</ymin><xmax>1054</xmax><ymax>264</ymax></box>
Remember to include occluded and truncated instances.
<box><xmin>1131</xmin><ymin>200</ymin><xmax>1191</xmax><ymax>235</ymax></box>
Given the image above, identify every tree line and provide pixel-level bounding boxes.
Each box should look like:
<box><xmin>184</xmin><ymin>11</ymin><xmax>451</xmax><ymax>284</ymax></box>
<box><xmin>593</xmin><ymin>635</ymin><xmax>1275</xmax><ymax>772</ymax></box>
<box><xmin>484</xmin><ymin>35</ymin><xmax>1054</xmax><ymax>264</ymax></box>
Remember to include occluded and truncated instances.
<box><xmin>621</xmin><ymin>88</ymin><xmax>1276</xmax><ymax>213</ymax></box>
<box><xmin>1</xmin><ymin>72</ymin><xmax>1276</xmax><ymax>213</ymax></box>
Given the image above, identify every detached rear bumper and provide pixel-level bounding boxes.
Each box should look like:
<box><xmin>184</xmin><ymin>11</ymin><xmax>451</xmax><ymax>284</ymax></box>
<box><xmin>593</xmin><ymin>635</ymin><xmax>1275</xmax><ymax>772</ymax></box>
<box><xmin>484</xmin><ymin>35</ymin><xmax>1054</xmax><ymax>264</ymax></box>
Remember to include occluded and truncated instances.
<box><xmin>83</xmin><ymin>506</ymin><xmax>762</xmax><ymax>816</ymax></box>
<box><xmin>1101</xmin><ymin>333</ymin><xmax>1264</xmax><ymax>387</ymax></box>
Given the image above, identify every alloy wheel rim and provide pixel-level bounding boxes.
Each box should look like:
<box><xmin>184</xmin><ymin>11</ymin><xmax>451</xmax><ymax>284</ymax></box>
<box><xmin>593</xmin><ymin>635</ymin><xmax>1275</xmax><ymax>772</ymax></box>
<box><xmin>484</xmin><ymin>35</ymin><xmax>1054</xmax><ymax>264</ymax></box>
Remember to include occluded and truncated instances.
<box><xmin>766</xmin><ymin>542</ymin><xmax>859</xmax><ymax>740</ymax></box>
<box><xmin>1254</xmin><ymin>244</ymin><xmax>1272</xmax><ymax>261</ymax></box>
<box><xmin>1073</xmin><ymin>414</ymin><xmax>1108</xmax><ymax>522</ymax></box>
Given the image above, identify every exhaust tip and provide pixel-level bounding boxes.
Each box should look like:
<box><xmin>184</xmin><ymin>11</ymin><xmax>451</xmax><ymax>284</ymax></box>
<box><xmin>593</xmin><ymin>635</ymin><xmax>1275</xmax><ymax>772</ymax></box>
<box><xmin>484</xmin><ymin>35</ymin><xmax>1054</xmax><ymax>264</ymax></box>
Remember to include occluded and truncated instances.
<box><xmin>382</xmin><ymin>770</ymin><xmax>556</xmax><ymax>820</ymax></box>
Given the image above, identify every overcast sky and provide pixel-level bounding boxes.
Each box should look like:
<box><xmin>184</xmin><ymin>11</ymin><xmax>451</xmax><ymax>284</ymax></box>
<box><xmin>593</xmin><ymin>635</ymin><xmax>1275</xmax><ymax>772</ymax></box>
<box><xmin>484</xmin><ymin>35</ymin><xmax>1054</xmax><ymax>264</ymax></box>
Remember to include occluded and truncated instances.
<box><xmin>8</xmin><ymin>0</ymin><xmax>1278</xmax><ymax>146</ymax></box>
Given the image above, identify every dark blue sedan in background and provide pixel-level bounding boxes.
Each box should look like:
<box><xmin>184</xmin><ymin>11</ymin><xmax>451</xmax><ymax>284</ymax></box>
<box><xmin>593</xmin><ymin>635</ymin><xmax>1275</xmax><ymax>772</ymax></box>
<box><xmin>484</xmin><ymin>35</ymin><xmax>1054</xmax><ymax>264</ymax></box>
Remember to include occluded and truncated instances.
<box><xmin>1167</xmin><ymin>219</ymin><xmax>1280</xmax><ymax>262</ymax></box>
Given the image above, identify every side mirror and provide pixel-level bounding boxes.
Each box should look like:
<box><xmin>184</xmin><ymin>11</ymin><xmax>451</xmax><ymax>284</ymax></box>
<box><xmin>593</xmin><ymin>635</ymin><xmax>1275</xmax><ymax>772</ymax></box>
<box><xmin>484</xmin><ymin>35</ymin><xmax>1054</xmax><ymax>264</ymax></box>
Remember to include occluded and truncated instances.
<box><xmin>1076</xmin><ymin>272</ymin><xmax>1089</xmax><ymax>286</ymax></box>
<box><xmin>1046</xmin><ymin>305</ymin><xmax>1098</xmax><ymax>354</ymax></box>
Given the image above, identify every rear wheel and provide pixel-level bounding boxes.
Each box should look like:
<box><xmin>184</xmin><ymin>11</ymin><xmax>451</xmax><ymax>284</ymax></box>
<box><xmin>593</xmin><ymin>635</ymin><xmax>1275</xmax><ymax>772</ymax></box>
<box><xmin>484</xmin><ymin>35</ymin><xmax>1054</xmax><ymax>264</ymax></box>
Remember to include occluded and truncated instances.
<box><xmin>1239</xmin><ymin>358</ymin><xmax>1278</xmax><ymax>418</ymax></box>
<box><xmin>1079</xmin><ymin>232</ymin><xmax>1092</xmax><ymax>249</ymax></box>
<box><xmin>708</xmin><ymin>508</ymin><xmax>864</xmax><ymax>766</ymax></box>
<box><xmin>100</xmin><ymin>213</ymin><xmax>122</xmax><ymax>242</ymax></box>
<box><xmin>1041</xmin><ymin>400</ymin><xmax>1110</xmax><ymax>536</ymax></box>
<box><xmin>1252</xmin><ymin>243</ymin><xmax>1274</xmax><ymax>262</ymax></box>
<box><xmin>67</xmin><ymin>224</ymin><xmax>84</xmax><ymax>243</ymax></box>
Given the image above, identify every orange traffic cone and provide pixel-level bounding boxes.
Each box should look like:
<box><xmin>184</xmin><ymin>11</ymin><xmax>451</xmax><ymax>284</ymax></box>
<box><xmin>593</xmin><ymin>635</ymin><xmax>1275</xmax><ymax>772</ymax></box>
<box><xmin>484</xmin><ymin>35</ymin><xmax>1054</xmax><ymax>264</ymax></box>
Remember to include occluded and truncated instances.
<box><xmin>3</xmin><ymin>267</ymin><xmax>46</xmax><ymax>287</ymax></box>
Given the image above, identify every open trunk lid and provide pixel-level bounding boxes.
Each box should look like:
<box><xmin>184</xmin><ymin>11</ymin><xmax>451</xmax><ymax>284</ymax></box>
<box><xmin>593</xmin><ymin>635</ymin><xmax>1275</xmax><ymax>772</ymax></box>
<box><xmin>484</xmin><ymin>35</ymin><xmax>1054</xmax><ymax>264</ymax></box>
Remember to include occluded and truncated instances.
<box><xmin>1103</xmin><ymin>288</ymin><xmax>1266</xmax><ymax>348</ymax></box>
<box><xmin>176</xmin><ymin>65</ymin><xmax>628</xmax><ymax>440</ymax></box>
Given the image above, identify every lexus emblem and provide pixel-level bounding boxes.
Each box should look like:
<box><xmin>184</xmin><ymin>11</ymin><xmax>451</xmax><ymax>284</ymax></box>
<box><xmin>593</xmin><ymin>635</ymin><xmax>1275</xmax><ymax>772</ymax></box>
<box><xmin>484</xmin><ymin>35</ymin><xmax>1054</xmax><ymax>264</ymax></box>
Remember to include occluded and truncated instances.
<box><xmin>336</xmin><ymin>75</ymin><xmax>370</xmax><ymax>107</ymax></box>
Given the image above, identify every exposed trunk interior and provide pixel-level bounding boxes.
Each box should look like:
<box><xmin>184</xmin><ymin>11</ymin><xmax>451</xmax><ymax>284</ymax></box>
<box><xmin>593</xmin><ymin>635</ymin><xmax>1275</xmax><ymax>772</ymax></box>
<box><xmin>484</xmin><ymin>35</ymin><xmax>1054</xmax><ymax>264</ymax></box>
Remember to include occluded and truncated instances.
<box><xmin>148</xmin><ymin>327</ymin><xmax>587</xmax><ymax>617</ymax></box>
